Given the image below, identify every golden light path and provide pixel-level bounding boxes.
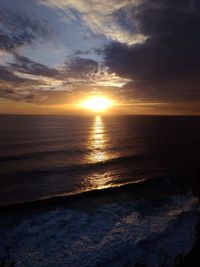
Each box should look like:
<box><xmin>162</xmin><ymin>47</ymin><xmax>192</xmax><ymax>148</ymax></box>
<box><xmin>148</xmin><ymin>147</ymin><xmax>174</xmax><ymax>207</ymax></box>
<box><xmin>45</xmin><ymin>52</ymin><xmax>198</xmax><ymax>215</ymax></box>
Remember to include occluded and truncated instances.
<box><xmin>88</xmin><ymin>115</ymin><xmax>108</xmax><ymax>163</ymax></box>
<box><xmin>86</xmin><ymin>115</ymin><xmax>111</xmax><ymax>189</ymax></box>
<box><xmin>82</xmin><ymin>96</ymin><xmax>113</xmax><ymax>112</ymax></box>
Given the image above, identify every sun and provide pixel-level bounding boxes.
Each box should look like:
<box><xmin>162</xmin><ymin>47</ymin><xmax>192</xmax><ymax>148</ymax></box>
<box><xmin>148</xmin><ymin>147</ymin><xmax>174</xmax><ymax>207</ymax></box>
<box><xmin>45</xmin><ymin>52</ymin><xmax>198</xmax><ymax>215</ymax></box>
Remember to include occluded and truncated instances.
<box><xmin>82</xmin><ymin>96</ymin><xmax>113</xmax><ymax>112</ymax></box>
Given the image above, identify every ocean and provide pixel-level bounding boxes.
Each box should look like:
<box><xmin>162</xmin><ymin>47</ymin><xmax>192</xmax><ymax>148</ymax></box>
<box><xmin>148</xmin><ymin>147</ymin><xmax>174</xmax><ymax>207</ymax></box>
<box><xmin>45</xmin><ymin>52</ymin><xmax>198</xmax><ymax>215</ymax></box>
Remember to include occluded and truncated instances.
<box><xmin>0</xmin><ymin>115</ymin><xmax>200</xmax><ymax>267</ymax></box>
<box><xmin>1</xmin><ymin>115</ymin><xmax>200</xmax><ymax>206</ymax></box>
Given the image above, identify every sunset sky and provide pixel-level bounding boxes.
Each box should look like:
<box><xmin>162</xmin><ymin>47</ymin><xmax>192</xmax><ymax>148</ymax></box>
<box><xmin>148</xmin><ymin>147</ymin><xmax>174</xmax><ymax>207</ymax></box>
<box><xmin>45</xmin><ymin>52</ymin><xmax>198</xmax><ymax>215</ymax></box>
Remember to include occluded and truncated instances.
<box><xmin>0</xmin><ymin>0</ymin><xmax>200</xmax><ymax>115</ymax></box>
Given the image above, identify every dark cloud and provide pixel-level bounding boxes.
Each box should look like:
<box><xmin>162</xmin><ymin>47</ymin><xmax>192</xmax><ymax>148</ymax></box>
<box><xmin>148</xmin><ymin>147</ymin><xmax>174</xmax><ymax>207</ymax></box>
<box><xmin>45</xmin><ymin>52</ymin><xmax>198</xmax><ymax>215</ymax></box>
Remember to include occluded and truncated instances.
<box><xmin>0</xmin><ymin>88</ymin><xmax>15</xmax><ymax>95</ymax></box>
<box><xmin>0</xmin><ymin>66</ymin><xmax>25</xmax><ymax>83</ymax></box>
<box><xmin>73</xmin><ymin>48</ymin><xmax>104</xmax><ymax>57</ymax></box>
<box><xmin>73</xmin><ymin>50</ymin><xmax>92</xmax><ymax>56</ymax></box>
<box><xmin>0</xmin><ymin>55</ymin><xmax>103</xmax><ymax>104</ymax></box>
<box><xmin>9</xmin><ymin>55</ymin><xmax>60</xmax><ymax>78</ymax></box>
<box><xmin>0</xmin><ymin>64</ymin><xmax>41</xmax><ymax>102</ymax></box>
<box><xmin>0</xmin><ymin>8</ymin><xmax>51</xmax><ymax>52</ymax></box>
<box><xmin>104</xmin><ymin>0</ymin><xmax>200</xmax><ymax>102</ymax></box>
<box><xmin>9</xmin><ymin>55</ymin><xmax>100</xmax><ymax>81</ymax></box>
<box><xmin>65</xmin><ymin>57</ymin><xmax>98</xmax><ymax>79</ymax></box>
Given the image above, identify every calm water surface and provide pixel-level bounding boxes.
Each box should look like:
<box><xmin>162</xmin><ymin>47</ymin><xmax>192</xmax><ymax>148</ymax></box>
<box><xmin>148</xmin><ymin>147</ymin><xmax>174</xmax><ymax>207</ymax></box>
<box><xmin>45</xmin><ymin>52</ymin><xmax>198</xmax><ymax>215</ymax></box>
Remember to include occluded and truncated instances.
<box><xmin>0</xmin><ymin>115</ymin><xmax>200</xmax><ymax>206</ymax></box>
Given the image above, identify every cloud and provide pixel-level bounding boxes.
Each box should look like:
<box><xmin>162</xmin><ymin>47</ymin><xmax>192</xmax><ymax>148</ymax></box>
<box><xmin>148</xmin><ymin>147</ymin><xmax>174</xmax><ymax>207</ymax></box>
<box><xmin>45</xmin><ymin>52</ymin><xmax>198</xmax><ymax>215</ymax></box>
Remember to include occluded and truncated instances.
<box><xmin>65</xmin><ymin>57</ymin><xmax>98</xmax><ymax>78</ymax></box>
<box><xmin>64</xmin><ymin>56</ymin><xmax>129</xmax><ymax>88</ymax></box>
<box><xmin>2</xmin><ymin>0</ymin><xmax>199</xmax><ymax>109</ymax></box>
<box><xmin>104</xmin><ymin>0</ymin><xmax>200</xmax><ymax>102</ymax></box>
<box><xmin>9</xmin><ymin>55</ymin><xmax>61</xmax><ymax>79</ymax></box>
<box><xmin>40</xmin><ymin>0</ymin><xmax>146</xmax><ymax>44</ymax></box>
<box><xmin>0</xmin><ymin>7</ymin><xmax>51</xmax><ymax>52</ymax></box>
<box><xmin>0</xmin><ymin>0</ymin><xmax>133</xmax><ymax>106</ymax></box>
<box><xmin>0</xmin><ymin>64</ymin><xmax>42</xmax><ymax>102</ymax></box>
<box><xmin>0</xmin><ymin>53</ymin><xmax>128</xmax><ymax>104</ymax></box>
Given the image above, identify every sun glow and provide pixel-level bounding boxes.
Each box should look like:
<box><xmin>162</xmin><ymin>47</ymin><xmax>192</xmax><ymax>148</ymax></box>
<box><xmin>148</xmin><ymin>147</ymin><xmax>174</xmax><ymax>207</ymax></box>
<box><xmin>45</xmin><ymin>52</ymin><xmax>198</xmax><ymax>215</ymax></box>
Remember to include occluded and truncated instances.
<box><xmin>82</xmin><ymin>96</ymin><xmax>113</xmax><ymax>112</ymax></box>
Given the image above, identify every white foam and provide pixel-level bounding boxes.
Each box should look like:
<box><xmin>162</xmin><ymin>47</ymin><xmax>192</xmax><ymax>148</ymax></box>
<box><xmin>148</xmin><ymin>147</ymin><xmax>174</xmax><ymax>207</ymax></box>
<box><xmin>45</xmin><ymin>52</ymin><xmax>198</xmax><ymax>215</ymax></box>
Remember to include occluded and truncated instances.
<box><xmin>0</xmin><ymin>194</ymin><xmax>199</xmax><ymax>267</ymax></box>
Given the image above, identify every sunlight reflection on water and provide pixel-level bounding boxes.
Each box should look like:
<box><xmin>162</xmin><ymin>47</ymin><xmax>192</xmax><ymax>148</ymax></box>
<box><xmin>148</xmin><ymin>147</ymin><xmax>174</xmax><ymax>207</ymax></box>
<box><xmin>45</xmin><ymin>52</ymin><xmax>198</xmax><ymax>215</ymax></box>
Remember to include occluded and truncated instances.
<box><xmin>85</xmin><ymin>116</ymin><xmax>113</xmax><ymax>189</ymax></box>
<box><xmin>87</xmin><ymin>115</ymin><xmax>108</xmax><ymax>163</ymax></box>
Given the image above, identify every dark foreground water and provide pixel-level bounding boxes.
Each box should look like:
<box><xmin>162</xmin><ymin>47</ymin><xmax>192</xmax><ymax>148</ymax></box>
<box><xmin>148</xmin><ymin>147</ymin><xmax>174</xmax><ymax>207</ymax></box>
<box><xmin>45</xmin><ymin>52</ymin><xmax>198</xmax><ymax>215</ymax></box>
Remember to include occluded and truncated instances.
<box><xmin>0</xmin><ymin>115</ymin><xmax>200</xmax><ymax>267</ymax></box>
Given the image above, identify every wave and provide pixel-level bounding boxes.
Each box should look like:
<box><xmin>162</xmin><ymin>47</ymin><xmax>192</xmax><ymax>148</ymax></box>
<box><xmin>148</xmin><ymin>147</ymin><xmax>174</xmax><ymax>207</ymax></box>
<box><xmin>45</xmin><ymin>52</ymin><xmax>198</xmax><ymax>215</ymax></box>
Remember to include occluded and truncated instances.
<box><xmin>0</xmin><ymin>148</ymin><xmax>90</xmax><ymax>162</ymax></box>
<box><xmin>1</xmin><ymin>152</ymin><xmax>194</xmax><ymax>209</ymax></box>
<box><xmin>0</xmin><ymin>178</ymin><xmax>146</xmax><ymax>209</ymax></box>
<box><xmin>2</xmin><ymin>153</ymin><xmax>145</xmax><ymax>172</ymax></box>
<box><xmin>0</xmin><ymin>191</ymin><xmax>198</xmax><ymax>267</ymax></box>
<box><xmin>0</xmin><ymin>137</ymin><xmax>76</xmax><ymax>150</ymax></box>
<box><xmin>0</xmin><ymin>170</ymin><xmax>186</xmax><ymax>210</ymax></box>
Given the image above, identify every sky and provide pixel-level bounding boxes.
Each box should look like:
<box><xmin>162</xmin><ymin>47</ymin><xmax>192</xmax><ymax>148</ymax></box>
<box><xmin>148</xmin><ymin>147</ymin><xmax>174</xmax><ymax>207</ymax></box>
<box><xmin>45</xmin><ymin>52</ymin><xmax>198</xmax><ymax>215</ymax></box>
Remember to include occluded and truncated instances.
<box><xmin>0</xmin><ymin>0</ymin><xmax>200</xmax><ymax>115</ymax></box>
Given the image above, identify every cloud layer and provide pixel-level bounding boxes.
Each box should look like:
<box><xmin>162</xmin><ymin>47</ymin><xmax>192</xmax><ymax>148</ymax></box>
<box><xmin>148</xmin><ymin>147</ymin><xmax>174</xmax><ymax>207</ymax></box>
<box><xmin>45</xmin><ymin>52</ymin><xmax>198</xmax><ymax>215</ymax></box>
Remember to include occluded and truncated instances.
<box><xmin>104</xmin><ymin>0</ymin><xmax>200</xmax><ymax>103</ymax></box>
<box><xmin>0</xmin><ymin>8</ymin><xmax>51</xmax><ymax>52</ymax></box>
<box><xmin>0</xmin><ymin>0</ymin><xmax>200</xmax><ymax>114</ymax></box>
<box><xmin>40</xmin><ymin>0</ymin><xmax>146</xmax><ymax>45</ymax></box>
